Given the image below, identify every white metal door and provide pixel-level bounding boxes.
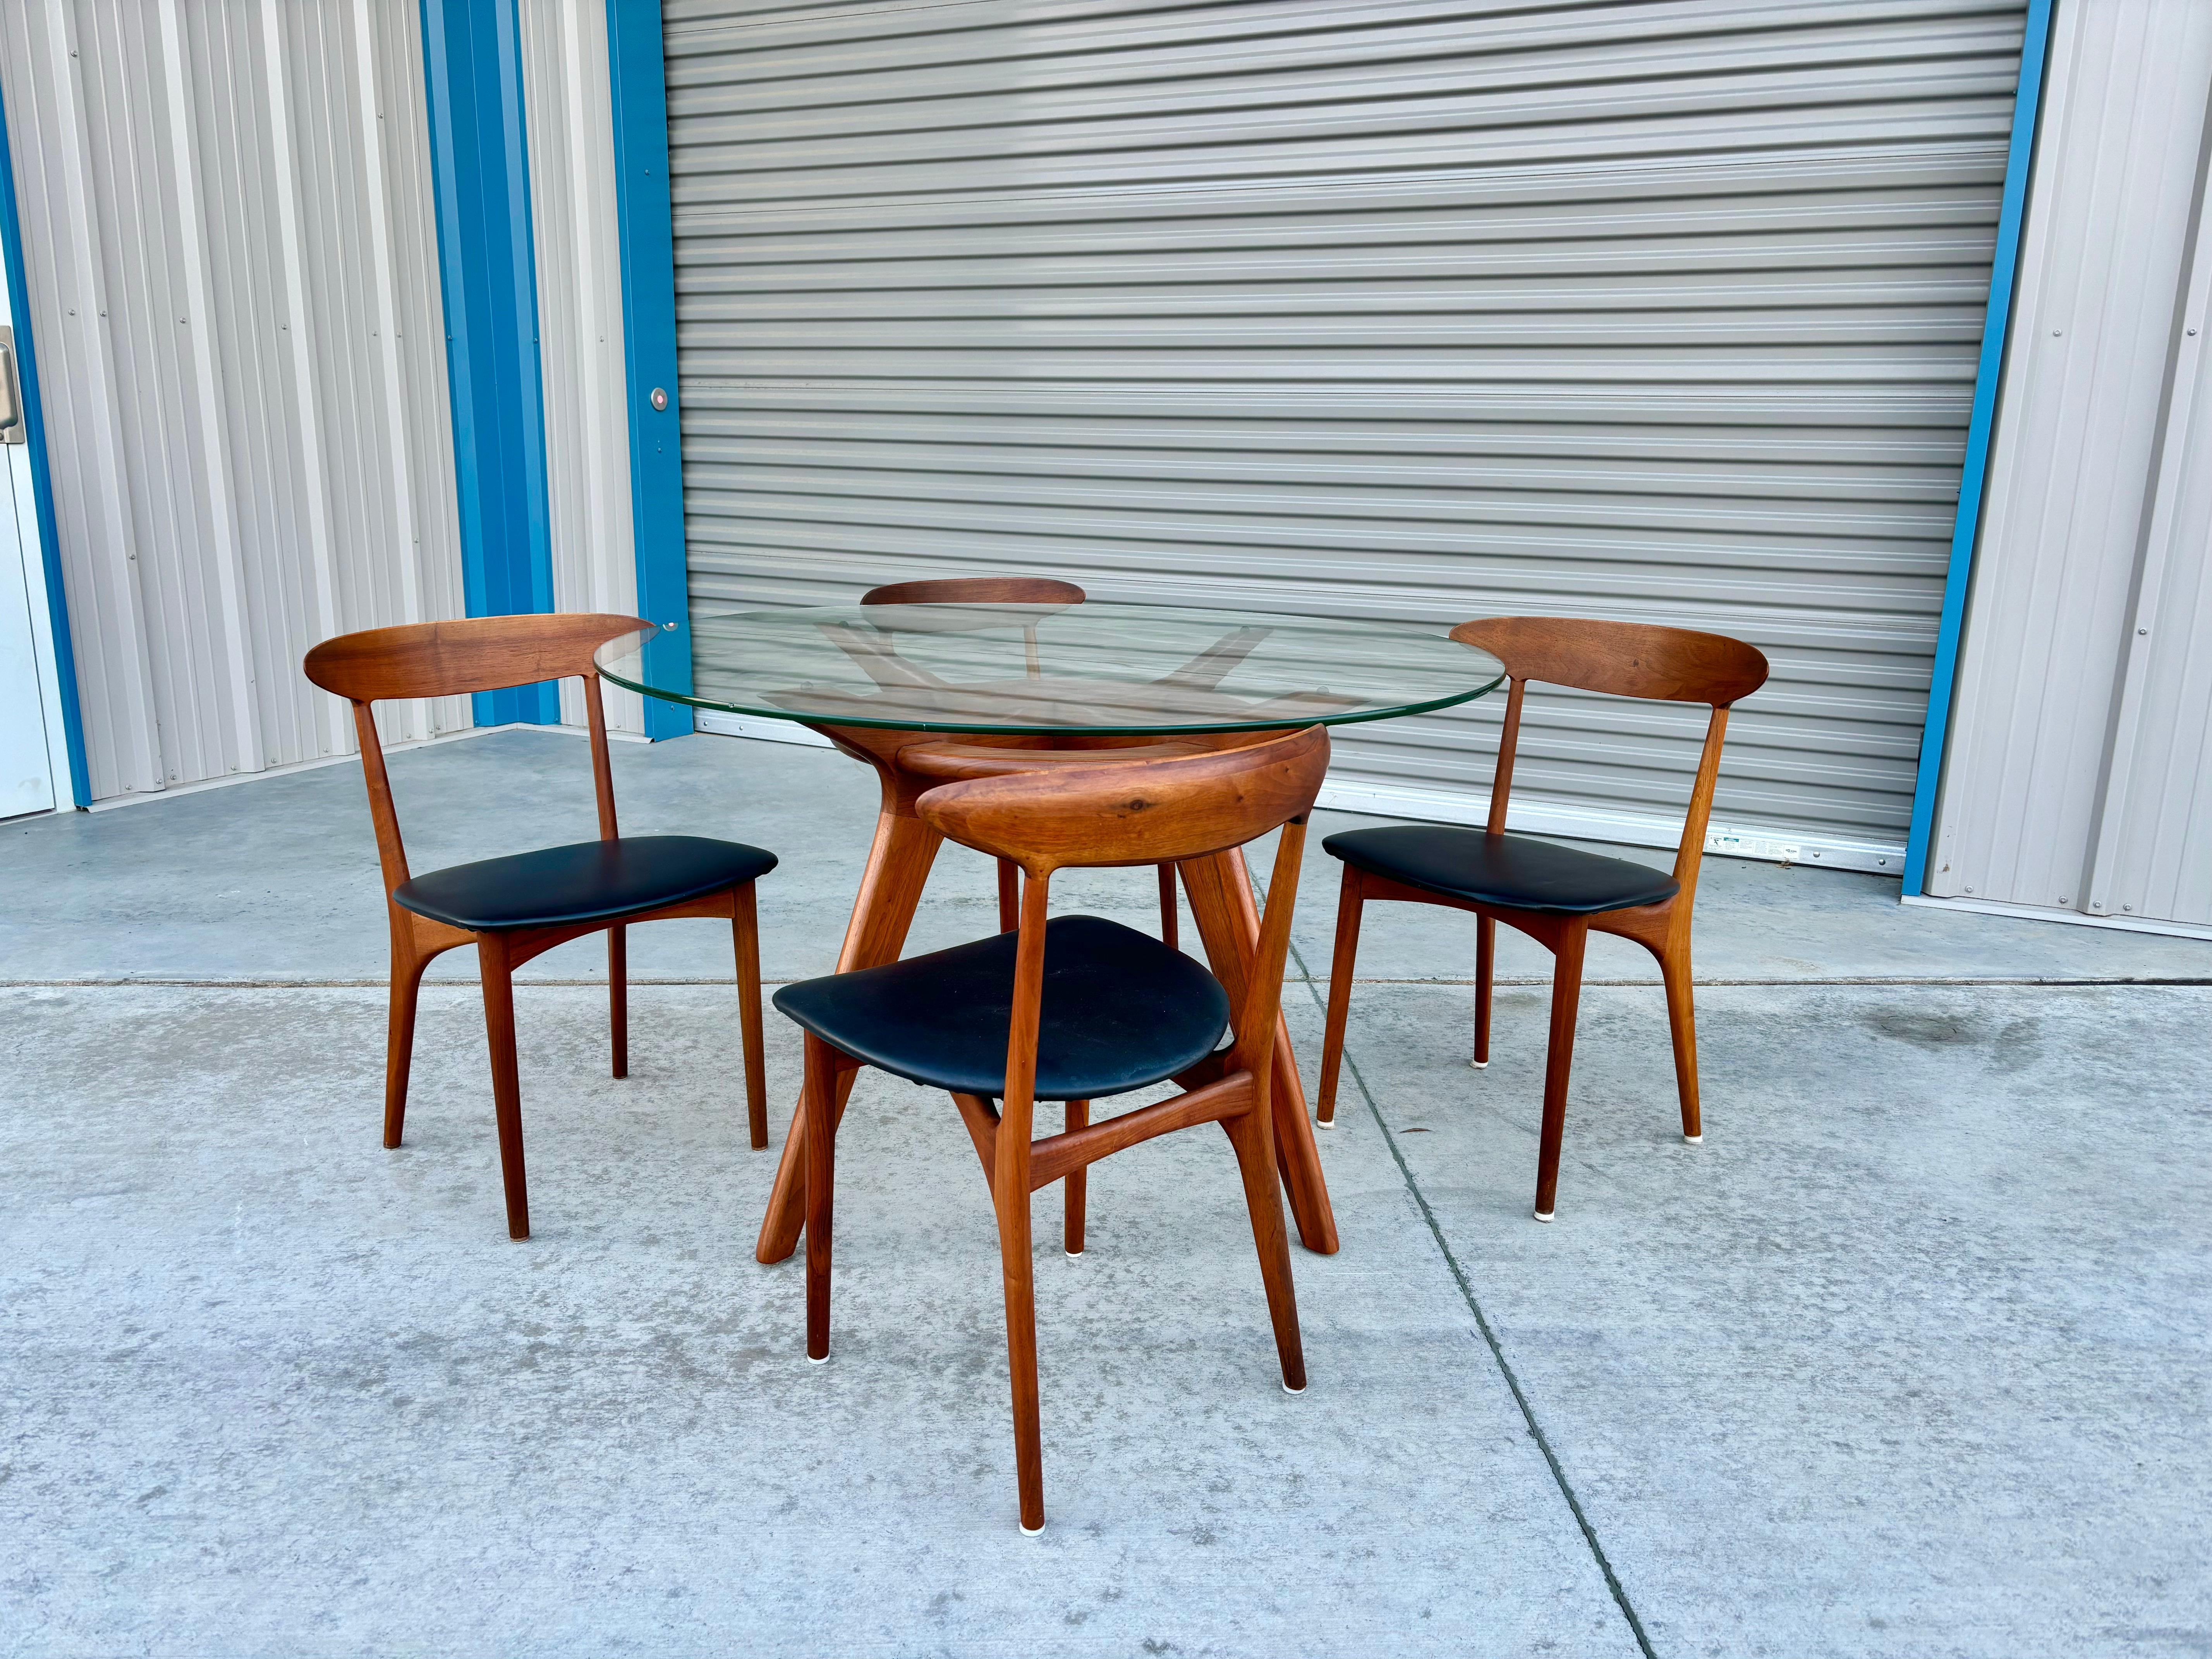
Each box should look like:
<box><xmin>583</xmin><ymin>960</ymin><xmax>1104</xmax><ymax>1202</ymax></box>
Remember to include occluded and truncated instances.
<box><xmin>0</xmin><ymin>320</ymin><xmax>57</xmax><ymax>818</ymax></box>
<box><xmin>0</xmin><ymin>448</ymin><xmax>55</xmax><ymax>817</ymax></box>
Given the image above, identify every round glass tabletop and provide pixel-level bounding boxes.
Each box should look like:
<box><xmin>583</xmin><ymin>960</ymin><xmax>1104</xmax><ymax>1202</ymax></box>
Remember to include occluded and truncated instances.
<box><xmin>595</xmin><ymin>600</ymin><xmax>1505</xmax><ymax>737</ymax></box>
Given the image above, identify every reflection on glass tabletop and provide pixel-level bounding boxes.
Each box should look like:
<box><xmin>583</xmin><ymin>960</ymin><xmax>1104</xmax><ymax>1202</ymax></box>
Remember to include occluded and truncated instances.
<box><xmin>594</xmin><ymin>600</ymin><xmax>1506</xmax><ymax>737</ymax></box>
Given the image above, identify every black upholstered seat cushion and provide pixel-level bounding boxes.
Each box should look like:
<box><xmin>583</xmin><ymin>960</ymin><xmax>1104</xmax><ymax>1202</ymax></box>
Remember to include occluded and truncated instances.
<box><xmin>773</xmin><ymin>914</ymin><xmax>1228</xmax><ymax>1102</ymax></box>
<box><xmin>393</xmin><ymin>835</ymin><xmax>777</xmax><ymax>931</ymax></box>
<box><xmin>1324</xmin><ymin>825</ymin><xmax>1678</xmax><ymax>915</ymax></box>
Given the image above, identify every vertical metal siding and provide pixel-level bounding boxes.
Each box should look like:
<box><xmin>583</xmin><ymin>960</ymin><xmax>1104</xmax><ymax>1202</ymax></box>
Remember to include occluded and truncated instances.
<box><xmin>1931</xmin><ymin>0</ymin><xmax>2212</xmax><ymax>931</ymax></box>
<box><xmin>4</xmin><ymin>3</ymin><xmax>165</xmax><ymax>799</ymax></box>
<box><xmin>359</xmin><ymin>0</ymin><xmax>474</xmax><ymax>747</ymax></box>
<box><xmin>0</xmin><ymin>0</ymin><xmax>469</xmax><ymax>800</ymax></box>
<box><xmin>660</xmin><ymin>0</ymin><xmax>2028</xmax><ymax>869</ymax></box>
<box><xmin>520</xmin><ymin>0</ymin><xmax>644</xmax><ymax>736</ymax></box>
<box><xmin>2092</xmin><ymin>184</ymin><xmax>2212</xmax><ymax>929</ymax></box>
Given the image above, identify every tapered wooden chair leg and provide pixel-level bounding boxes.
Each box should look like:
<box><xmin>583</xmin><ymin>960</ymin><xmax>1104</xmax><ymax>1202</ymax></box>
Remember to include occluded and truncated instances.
<box><xmin>1224</xmin><ymin>1105</ymin><xmax>1306</xmax><ymax>1391</ymax></box>
<box><xmin>734</xmin><ymin>885</ymin><xmax>769</xmax><ymax>1149</ymax></box>
<box><xmin>996</xmin><ymin>1186</ymin><xmax>1046</xmax><ymax>1532</ymax></box>
<box><xmin>1156</xmin><ymin>863</ymin><xmax>1178</xmax><ymax>950</ymax></box>
<box><xmin>996</xmin><ymin>857</ymin><xmax>1021</xmax><ymax>933</ymax></box>
<box><xmin>383</xmin><ymin>945</ymin><xmax>430</xmax><ymax>1149</ymax></box>
<box><xmin>608</xmin><ymin>924</ymin><xmax>629</xmax><ymax>1079</ymax></box>
<box><xmin>1316</xmin><ymin>865</ymin><xmax>1364</xmax><ymax>1126</ymax></box>
<box><xmin>1473</xmin><ymin>916</ymin><xmax>1496</xmax><ymax>1068</ymax></box>
<box><xmin>476</xmin><ymin>936</ymin><xmax>531</xmax><ymax>1240</ymax></box>
<box><xmin>802</xmin><ymin>1033</ymin><xmax>839</xmax><ymax>1361</ymax></box>
<box><xmin>1659</xmin><ymin>944</ymin><xmax>1702</xmax><ymax>1144</ymax></box>
<box><xmin>759</xmin><ymin>1065</ymin><xmax>862</xmax><ymax>1265</ymax></box>
<box><xmin>1063</xmin><ymin>1100</ymin><xmax>1088</xmax><ymax>1255</ymax></box>
<box><xmin>1532</xmin><ymin>921</ymin><xmax>1589</xmax><ymax>1223</ymax></box>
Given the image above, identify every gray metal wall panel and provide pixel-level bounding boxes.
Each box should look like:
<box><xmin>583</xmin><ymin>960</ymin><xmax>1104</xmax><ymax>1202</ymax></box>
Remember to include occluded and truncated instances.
<box><xmin>520</xmin><ymin>0</ymin><xmax>645</xmax><ymax>737</ymax></box>
<box><xmin>1931</xmin><ymin>0</ymin><xmax>2212</xmax><ymax>932</ymax></box>
<box><xmin>2094</xmin><ymin>242</ymin><xmax>2212</xmax><ymax>928</ymax></box>
<box><xmin>664</xmin><ymin>0</ymin><xmax>2027</xmax><ymax>866</ymax></box>
<box><xmin>360</xmin><ymin>0</ymin><xmax>472</xmax><ymax>749</ymax></box>
<box><xmin>0</xmin><ymin>0</ymin><xmax>468</xmax><ymax>801</ymax></box>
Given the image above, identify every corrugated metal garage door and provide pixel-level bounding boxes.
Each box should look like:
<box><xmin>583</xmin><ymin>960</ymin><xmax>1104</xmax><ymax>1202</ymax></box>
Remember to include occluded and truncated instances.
<box><xmin>660</xmin><ymin>0</ymin><xmax>2028</xmax><ymax>870</ymax></box>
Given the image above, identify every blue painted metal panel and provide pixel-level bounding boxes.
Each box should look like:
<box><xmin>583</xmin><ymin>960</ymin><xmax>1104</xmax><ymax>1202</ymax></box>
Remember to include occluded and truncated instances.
<box><xmin>1901</xmin><ymin>0</ymin><xmax>2056</xmax><ymax>894</ymax></box>
<box><xmin>420</xmin><ymin>0</ymin><xmax>559</xmax><ymax>728</ymax></box>
<box><xmin>606</xmin><ymin>0</ymin><xmax>692</xmax><ymax>740</ymax></box>
<box><xmin>0</xmin><ymin>77</ymin><xmax>89</xmax><ymax>807</ymax></box>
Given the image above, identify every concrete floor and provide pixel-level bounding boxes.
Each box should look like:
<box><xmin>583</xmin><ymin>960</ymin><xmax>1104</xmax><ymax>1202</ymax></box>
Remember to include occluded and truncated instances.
<box><xmin>3</xmin><ymin>728</ymin><xmax>2207</xmax><ymax>1657</ymax></box>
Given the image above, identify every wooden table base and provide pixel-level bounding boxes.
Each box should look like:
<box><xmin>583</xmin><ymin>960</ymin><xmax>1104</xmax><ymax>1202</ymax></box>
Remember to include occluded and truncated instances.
<box><xmin>752</xmin><ymin>724</ymin><xmax>1340</xmax><ymax>1263</ymax></box>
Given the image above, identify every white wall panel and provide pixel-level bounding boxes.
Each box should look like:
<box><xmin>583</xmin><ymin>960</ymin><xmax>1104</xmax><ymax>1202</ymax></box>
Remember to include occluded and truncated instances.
<box><xmin>521</xmin><ymin>0</ymin><xmax>644</xmax><ymax>736</ymax></box>
<box><xmin>1932</xmin><ymin>0</ymin><xmax>2212</xmax><ymax>933</ymax></box>
<box><xmin>662</xmin><ymin>0</ymin><xmax>2030</xmax><ymax>871</ymax></box>
<box><xmin>2090</xmin><ymin>213</ymin><xmax>2212</xmax><ymax>929</ymax></box>
<box><xmin>0</xmin><ymin>0</ymin><xmax>468</xmax><ymax>801</ymax></box>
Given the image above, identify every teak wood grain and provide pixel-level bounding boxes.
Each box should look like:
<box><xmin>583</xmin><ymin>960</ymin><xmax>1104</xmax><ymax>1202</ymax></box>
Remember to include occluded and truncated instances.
<box><xmin>303</xmin><ymin>613</ymin><xmax>772</xmax><ymax>1240</ymax></box>
<box><xmin>919</xmin><ymin>726</ymin><xmax>1328</xmax><ymax>872</ymax></box>
<box><xmin>1317</xmin><ymin>616</ymin><xmax>1769</xmax><ymax>1221</ymax></box>
<box><xmin>797</xmin><ymin>727</ymin><xmax>1326</xmax><ymax>1531</ymax></box>
<box><xmin>860</xmin><ymin>575</ymin><xmax>1085</xmax><ymax>610</ymax></box>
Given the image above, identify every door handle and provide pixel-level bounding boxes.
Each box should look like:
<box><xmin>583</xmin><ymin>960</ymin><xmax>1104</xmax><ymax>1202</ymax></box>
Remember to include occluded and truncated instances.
<box><xmin>0</xmin><ymin>328</ymin><xmax>22</xmax><ymax>445</ymax></box>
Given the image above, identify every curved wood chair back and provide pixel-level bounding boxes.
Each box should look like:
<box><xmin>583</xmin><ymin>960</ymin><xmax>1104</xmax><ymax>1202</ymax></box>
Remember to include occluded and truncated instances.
<box><xmin>861</xmin><ymin>576</ymin><xmax>1085</xmax><ymax>608</ymax></box>
<box><xmin>919</xmin><ymin>724</ymin><xmax>1326</xmax><ymax>1174</ymax></box>
<box><xmin>1448</xmin><ymin>615</ymin><xmax>1767</xmax><ymax>706</ymax></box>
<box><xmin>303</xmin><ymin>612</ymin><xmax>653</xmax><ymax>894</ymax></box>
<box><xmin>1445</xmin><ymin>616</ymin><xmax>1769</xmax><ymax>894</ymax></box>
<box><xmin>303</xmin><ymin>613</ymin><xmax>654</xmax><ymax>704</ymax></box>
<box><xmin>917</xmin><ymin>725</ymin><xmax>1327</xmax><ymax>876</ymax></box>
<box><xmin>859</xmin><ymin>577</ymin><xmax>1087</xmax><ymax>658</ymax></box>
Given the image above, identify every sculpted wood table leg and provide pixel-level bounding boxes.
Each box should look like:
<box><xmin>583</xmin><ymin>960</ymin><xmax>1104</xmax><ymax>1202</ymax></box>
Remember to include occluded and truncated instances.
<box><xmin>755</xmin><ymin>798</ymin><xmax>943</xmax><ymax>1264</ymax></box>
<box><xmin>1178</xmin><ymin>846</ymin><xmax>1340</xmax><ymax>1256</ymax></box>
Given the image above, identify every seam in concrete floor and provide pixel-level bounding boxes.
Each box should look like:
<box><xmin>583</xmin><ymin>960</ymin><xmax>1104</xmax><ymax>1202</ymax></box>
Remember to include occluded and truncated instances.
<box><xmin>1249</xmin><ymin>844</ymin><xmax>2206</xmax><ymax>1656</ymax></box>
<box><xmin>9</xmin><ymin>950</ymin><xmax>1669</xmax><ymax>1650</ymax></box>
<box><xmin>1282</xmin><ymin>929</ymin><xmax>1662</xmax><ymax>1659</ymax></box>
<box><xmin>9</xmin><ymin>974</ymin><xmax>2209</xmax><ymax>989</ymax></box>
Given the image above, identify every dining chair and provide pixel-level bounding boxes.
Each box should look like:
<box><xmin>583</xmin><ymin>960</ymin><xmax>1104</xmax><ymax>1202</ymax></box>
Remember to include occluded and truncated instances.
<box><xmin>1315</xmin><ymin>617</ymin><xmax>1768</xmax><ymax>1222</ymax></box>
<box><xmin>776</xmin><ymin>725</ymin><xmax>1328</xmax><ymax>1532</ymax></box>
<box><xmin>302</xmin><ymin>613</ymin><xmax>778</xmax><ymax>1240</ymax></box>
<box><xmin>859</xmin><ymin>577</ymin><xmax>1182</xmax><ymax>948</ymax></box>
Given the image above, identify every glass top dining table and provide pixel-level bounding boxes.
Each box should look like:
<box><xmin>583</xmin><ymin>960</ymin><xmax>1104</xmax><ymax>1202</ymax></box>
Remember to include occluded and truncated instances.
<box><xmin>596</xmin><ymin>597</ymin><xmax>1507</xmax><ymax>1265</ymax></box>
<box><xmin>593</xmin><ymin>600</ymin><xmax>1506</xmax><ymax>735</ymax></box>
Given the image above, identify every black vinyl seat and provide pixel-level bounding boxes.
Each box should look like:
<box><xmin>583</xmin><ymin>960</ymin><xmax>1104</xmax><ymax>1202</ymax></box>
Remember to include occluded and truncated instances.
<box><xmin>774</xmin><ymin>914</ymin><xmax>1228</xmax><ymax>1101</ymax></box>
<box><xmin>1323</xmin><ymin>825</ymin><xmax>1678</xmax><ymax>916</ymax></box>
<box><xmin>393</xmin><ymin>835</ymin><xmax>779</xmax><ymax>933</ymax></box>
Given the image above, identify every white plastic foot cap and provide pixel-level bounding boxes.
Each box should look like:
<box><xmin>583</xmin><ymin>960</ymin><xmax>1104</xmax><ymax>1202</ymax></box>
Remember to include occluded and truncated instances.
<box><xmin>1683</xmin><ymin>1133</ymin><xmax>1702</xmax><ymax>1145</ymax></box>
<box><xmin>1282</xmin><ymin>1379</ymin><xmax>1306</xmax><ymax>1395</ymax></box>
<box><xmin>1020</xmin><ymin>1521</ymin><xmax>1045</xmax><ymax>1536</ymax></box>
<box><xmin>1532</xmin><ymin>1209</ymin><xmax>1554</xmax><ymax>1224</ymax></box>
<box><xmin>1469</xmin><ymin>1058</ymin><xmax>1489</xmax><ymax>1069</ymax></box>
<box><xmin>1316</xmin><ymin>1117</ymin><xmax>1337</xmax><ymax>1131</ymax></box>
<box><xmin>806</xmin><ymin>1352</ymin><xmax>829</xmax><ymax>1365</ymax></box>
<box><xmin>1064</xmin><ymin>1247</ymin><xmax>1083</xmax><ymax>1258</ymax></box>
